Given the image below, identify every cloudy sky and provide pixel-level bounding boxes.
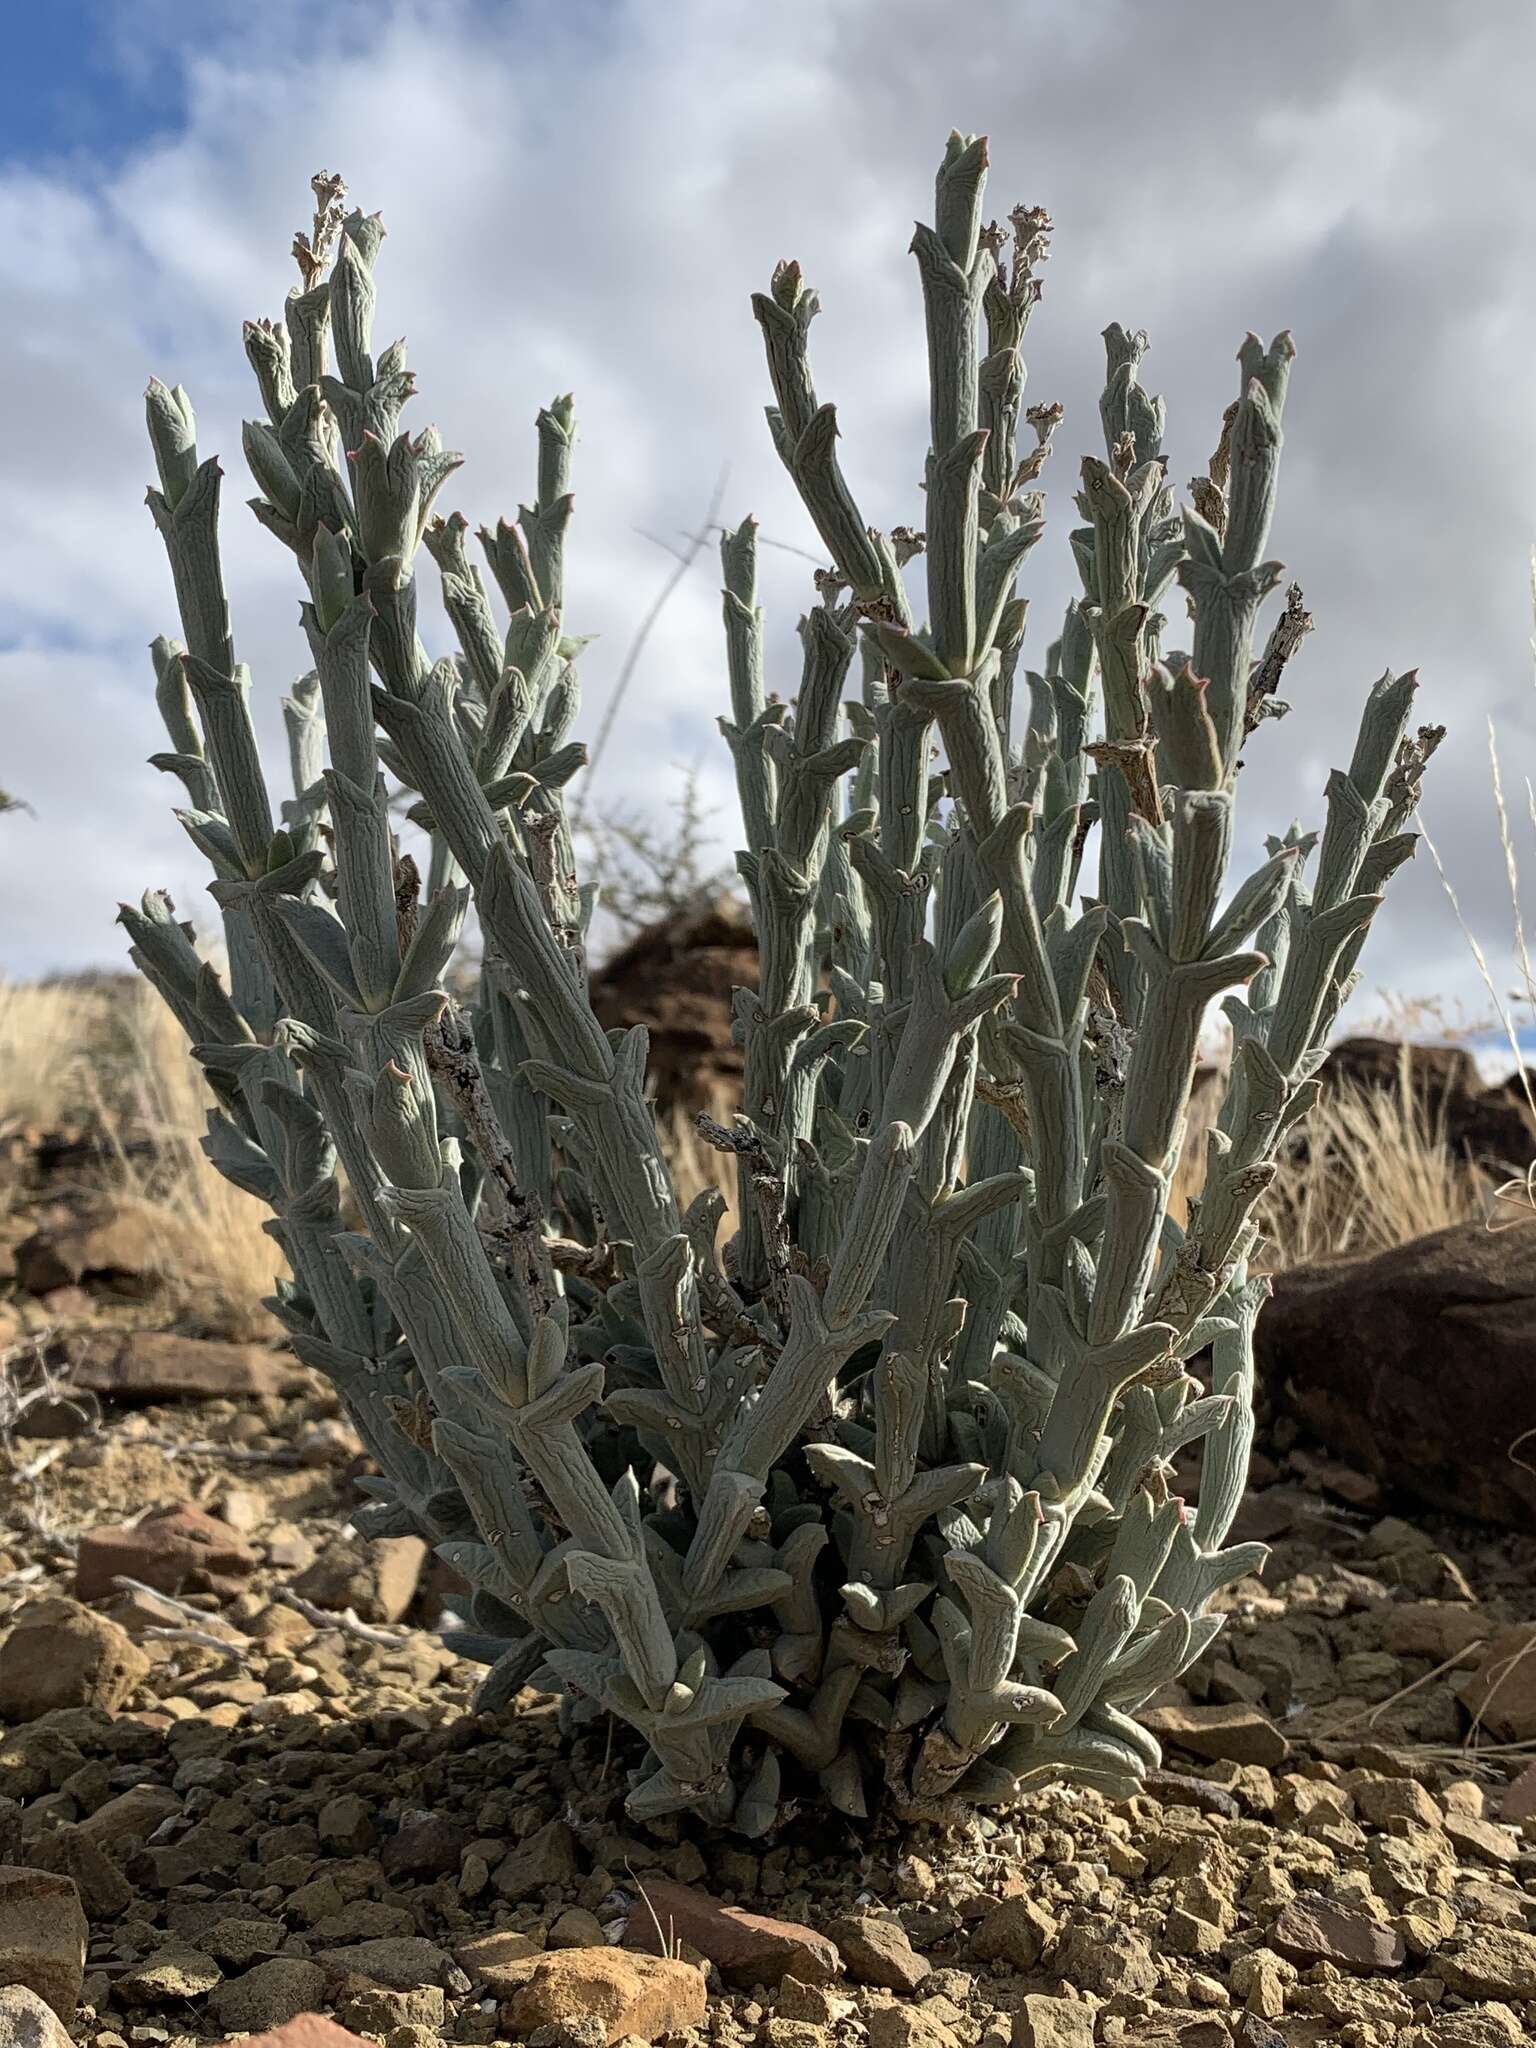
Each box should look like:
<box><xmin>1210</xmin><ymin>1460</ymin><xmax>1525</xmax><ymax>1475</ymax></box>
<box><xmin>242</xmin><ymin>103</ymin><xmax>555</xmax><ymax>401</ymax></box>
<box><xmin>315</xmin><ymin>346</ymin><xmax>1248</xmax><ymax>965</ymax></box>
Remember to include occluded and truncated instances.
<box><xmin>4</xmin><ymin>0</ymin><xmax>1536</xmax><ymax>1041</ymax></box>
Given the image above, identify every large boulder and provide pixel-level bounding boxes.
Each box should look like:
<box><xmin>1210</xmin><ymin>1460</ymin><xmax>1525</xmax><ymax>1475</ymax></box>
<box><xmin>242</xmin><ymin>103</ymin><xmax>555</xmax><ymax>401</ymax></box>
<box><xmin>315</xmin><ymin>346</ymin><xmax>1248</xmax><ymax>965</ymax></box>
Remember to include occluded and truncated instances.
<box><xmin>588</xmin><ymin>896</ymin><xmax>755</xmax><ymax>1117</ymax></box>
<box><xmin>0</xmin><ymin>1601</ymin><xmax>150</xmax><ymax>1720</ymax></box>
<box><xmin>1322</xmin><ymin>1036</ymin><xmax>1536</xmax><ymax>1173</ymax></box>
<box><xmin>1256</xmin><ymin>1216</ymin><xmax>1536</xmax><ymax>1529</ymax></box>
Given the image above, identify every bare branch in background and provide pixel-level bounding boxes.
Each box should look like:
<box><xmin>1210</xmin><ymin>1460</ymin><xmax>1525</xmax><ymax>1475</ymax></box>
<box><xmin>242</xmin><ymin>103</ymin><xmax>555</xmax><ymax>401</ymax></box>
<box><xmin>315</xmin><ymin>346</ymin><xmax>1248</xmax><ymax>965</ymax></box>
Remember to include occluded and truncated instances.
<box><xmin>577</xmin><ymin>468</ymin><xmax>730</xmax><ymax>820</ymax></box>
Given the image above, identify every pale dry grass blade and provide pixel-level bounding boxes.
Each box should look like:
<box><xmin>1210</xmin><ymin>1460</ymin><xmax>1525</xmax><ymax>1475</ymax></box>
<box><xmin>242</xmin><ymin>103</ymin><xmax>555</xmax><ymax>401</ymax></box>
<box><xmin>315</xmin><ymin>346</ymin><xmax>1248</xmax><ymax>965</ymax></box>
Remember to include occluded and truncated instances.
<box><xmin>0</xmin><ymin>978</ymin><xmax>117</xmax><ymax>1134</ymax></box>
<box><xmin>1256</xmin><ymin>1058</ymin><xmax>1489</xmax><ymax>1270</ymax></box>
<box><xmin>93</xmin><ymin>984</ymin><xmax>287</xmax><ymax>1339</ymax></box>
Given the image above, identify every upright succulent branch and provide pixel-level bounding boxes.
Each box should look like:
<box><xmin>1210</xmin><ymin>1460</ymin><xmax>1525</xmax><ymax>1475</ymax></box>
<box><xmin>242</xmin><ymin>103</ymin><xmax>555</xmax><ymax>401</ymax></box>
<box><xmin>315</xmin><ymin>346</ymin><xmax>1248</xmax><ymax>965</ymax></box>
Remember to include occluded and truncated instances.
<box><xmin>125</xmin><ymin>139</ymin><xmax>1430</xmax><ymax>1831</ymax></box>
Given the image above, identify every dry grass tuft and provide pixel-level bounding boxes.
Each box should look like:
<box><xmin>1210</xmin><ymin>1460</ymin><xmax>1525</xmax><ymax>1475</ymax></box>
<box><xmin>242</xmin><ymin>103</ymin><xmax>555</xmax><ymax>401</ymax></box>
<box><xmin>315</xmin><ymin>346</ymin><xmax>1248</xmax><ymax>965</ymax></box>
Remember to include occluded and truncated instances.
<box><xmin>1</xmin><ymin>975</ymin><xmax>284</xmax><ymax>1337</ymax></box>
<box><xmin>1255</xmin><ymin>1058</ymin><xmax>1491</xmax><ymax>1270</ymax></box>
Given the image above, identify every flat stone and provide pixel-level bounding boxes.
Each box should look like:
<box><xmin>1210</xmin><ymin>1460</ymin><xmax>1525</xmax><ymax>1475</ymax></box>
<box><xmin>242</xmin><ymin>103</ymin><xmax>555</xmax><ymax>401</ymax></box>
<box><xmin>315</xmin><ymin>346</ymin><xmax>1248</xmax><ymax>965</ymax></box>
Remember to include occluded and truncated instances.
<box><xmin>505</xmin><ymin>1949</ymin><xmax>706</xmax><ymax>2045</ymax></box>
<box><xmin>210</xmin><ymin>1959</ymin><xmax>329</xmax><ymax>2033</ymax></box>
<box><xmin>74</xmin><ymin>1506</ymin><xmax>258</xmax><ymax>1602</ymax></box>
<box><xmin>1144</xmin><ymin>1769</ymin><xmax>1243</xmax><ymax>1821</ymax></box>
<box><xmin>1444</xmin><ymin>1810</ymin><xmax>1520</xmax><ymax>1866</ymax></box>
<box><xmin>314</xmin><ymin>1938</ymin><xmax>452</xmax><ymax>1990</ymax></box>
<box><xmin>452</xmin><ymin>1929</ymin><xmax>545</xmax><ymax>1994</ymax></box>
<box><xmin>623</xmin><ymin>1877</ymin><xmax>840</xmax><ymax>1987</ymax></box>
<box><xmin>1175</xmin><ymin>2024</ymin><xmax>1230</xmax><ymax>2048</ymax></box>
<box><xmin>760</xmin><ymin>2020</ymin><xmax>829</xmax><ymax>2048</ymax></box>
<box><xmin>1410</xmin><ymin>2005</ymin><xmax>1525</xmax><ymax>2047</ymax></box>
<box><xmin>1437</xmin><ymin>1928</ymin><xmax>1536</xmax><ymax>1999</ymax></box>
<box><xmin>827</xmin><ymin>1910</ymin><xmax>929</xmax><ymax>1992</ymax></box>
<box><xmin>202</xmin><ymin>1918</ymin><xmax>287</xmax><ymax>1967</ymax></box>
<box><xmin>148</xmin><ymin>1820</ymin><xmax>244</xmax><ymax>1890</ymax></box>
<box><xmin>1295</xmin><ymin>1975</ymin><xmax>1413</xmax><ymax>2030</ymax></box>
<box><xmin>309</xmin><ymin>1903</ymin><xmax>415</xmax><ymax>1945</ymax></box>
<box><xmin>0</xmin><ymin>1865</ymin><xmax>87</xmax><ymax>2019</ymax></box>
<box><xmin>1011</xmin><ymin>1994</ymin><xmax>1096</xmax><ymax>2048</ymax></box>
<box><xmin>0</xmin><ymin>1984</ymin><xmax>73</xmax><ymax>2048</ymax></box>
<box><xmin>76</xmin><ymin>1782</ymin><xmax>181</xmax><ymax>1850</ymax></box>
<box><xmin>0</xmin><ymin>1601</ymin><xmax>150</xmax><ymax>1720</ymax></box>
<box><xmin>290</xmin><ymin>1539</ymin><xmax>426</xmax><ymax>1626</ymax></box>
<box><xmin>1270</xmin><ymin>1892</ymin><xmax>1404</xmax><ymax>1974</ymax></box>
<box><xmin>775</xmin><ymin>1977</ymin><xmax>855</xmax><ymax>2025</ymax></box>
<box><xmin>117</xmin><ymin>1947</ymin><xmax>221</xmax><ymax>2006</ymax></box>
<box><xmin>1141</xmin><ymin>1703</ymin><xmax>1289</xmax><ymax>1767</ymax></box>
<box><xmin>1452</xmin><ymin>1882</ymin><xmax>1526</xmax><ymax>1931</ymax></box>
<box><xmin>65</xmin><ymin>1331</ymin><xmax>303</xmax><ymax>1404</ymax></box>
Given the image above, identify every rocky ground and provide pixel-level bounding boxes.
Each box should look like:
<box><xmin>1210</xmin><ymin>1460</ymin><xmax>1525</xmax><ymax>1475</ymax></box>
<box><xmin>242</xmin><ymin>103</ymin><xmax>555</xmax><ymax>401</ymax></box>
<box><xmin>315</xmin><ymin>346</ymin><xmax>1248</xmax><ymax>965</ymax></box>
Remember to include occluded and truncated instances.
<box><xmin>3</xmin><ymin>1190</ymin><xmax>1536</xmax><ymax>2048</ymax></box>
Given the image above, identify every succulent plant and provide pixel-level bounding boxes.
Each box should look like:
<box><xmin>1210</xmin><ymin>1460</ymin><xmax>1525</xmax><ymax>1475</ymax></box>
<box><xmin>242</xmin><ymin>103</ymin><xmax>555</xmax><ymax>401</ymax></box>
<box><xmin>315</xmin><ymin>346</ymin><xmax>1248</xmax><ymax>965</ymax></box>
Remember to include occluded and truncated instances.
<box><xmin>125</xmin><ymin>140</ymin><xmax>1434</xmax><ymax>1830</ymax></box>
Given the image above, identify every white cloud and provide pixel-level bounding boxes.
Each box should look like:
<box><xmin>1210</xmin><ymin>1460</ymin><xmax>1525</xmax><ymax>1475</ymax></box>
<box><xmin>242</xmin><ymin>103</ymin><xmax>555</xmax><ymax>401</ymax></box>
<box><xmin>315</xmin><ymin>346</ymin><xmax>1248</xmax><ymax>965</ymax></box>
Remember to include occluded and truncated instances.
<box><xmin>4</xmin><ymin>0</ymin><xmax>1535</xmax><ymax>1036</ymax></box>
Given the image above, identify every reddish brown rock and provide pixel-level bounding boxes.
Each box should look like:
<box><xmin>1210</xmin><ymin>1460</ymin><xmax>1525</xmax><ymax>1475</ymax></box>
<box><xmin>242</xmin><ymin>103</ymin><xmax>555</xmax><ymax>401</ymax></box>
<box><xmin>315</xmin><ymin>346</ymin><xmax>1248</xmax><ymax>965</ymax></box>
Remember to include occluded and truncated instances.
<box><xmin>1269</xmin><ymin>1893</ymin><xmax>1405</xmax><ymax>1974</ymax></box>
<box><xmin>505</xmin><ymin>1948</ymin><xmax>705</xmax><ymax>2044</ymax></box>
<box><xmin>74</xmin><ymin>1504</ymin><xmax>259</xmax><ymax>1601</ymax></box>
<box><xmin>65</xmin><ymin>1331</ymin><xmax>303</xmax><ymax>1403</ymax></box>
<box><xmin>1140</xmin><ymin>1702</ymin><xmax>1289</xmax><ymax>1767</ymax></box>
<box><xmin>624</xmin><ymin>1877</ymin><xmax>841</xmax><ymax>1986</ymax></box>
<box><xmin>1458</xmin><ymin>1625</ymin><xmax>1536</xmax><ymax>1741</ymax></box>
<box><xmin>1256</xmin><ymin>1216</ymin><xmax>1536</xmax><ymax>1530</ymax></box>
<box><xmin>0</xmin><ymin>1600</ymin><xmax>150</xmax><ymax>1719</ymax></box>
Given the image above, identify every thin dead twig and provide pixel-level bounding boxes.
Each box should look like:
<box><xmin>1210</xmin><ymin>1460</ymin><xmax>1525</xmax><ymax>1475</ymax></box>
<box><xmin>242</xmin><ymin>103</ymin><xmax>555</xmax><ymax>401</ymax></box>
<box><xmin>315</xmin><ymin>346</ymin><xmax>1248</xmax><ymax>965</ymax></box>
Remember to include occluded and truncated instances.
<box><xmin>577</xmin><ymin>468</ymin><xmax>730</xmax><ymax>821</ymax></box>
<box><xmin>279</xmin><ymin>1586</ymin><xmax>410</xmax><ymax>1647</ymax></box>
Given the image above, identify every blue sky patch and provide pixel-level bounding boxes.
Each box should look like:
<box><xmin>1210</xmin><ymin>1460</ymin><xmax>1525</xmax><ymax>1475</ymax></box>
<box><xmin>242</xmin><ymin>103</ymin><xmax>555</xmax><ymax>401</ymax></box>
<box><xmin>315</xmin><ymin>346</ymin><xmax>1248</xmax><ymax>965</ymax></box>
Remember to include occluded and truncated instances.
<box><xmin>3</xmin><ymin>2</ymin><xmax>184</xmax><ymax>168</ymax></box>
